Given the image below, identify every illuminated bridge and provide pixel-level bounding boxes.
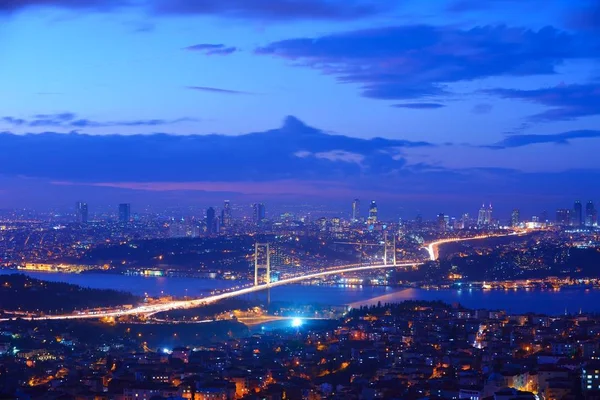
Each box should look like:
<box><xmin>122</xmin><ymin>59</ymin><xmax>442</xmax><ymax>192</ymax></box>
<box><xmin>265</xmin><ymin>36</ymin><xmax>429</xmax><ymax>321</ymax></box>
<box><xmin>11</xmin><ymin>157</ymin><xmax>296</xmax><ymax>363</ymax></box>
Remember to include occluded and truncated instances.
<box><xmin>2</xmin><ymin>232</ymin><xmax>524</xmax><ymax>321</ymax></box>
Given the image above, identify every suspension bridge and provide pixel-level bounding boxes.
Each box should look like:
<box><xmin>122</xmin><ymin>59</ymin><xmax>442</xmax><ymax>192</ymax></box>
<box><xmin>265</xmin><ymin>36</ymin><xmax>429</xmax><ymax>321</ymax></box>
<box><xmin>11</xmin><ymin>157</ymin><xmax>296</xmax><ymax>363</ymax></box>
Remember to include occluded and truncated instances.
<box><xmin>2</xmin><ymin>232</ymin><xmax>524</xmax><ymax>321</ymax></box>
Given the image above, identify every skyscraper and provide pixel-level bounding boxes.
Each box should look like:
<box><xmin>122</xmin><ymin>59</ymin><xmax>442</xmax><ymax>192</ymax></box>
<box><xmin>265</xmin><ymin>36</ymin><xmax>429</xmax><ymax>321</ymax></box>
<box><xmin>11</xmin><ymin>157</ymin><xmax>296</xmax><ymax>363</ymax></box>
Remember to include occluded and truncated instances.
<box><xmin>76</xmin><ymin>202</ymin><xmax>88</xmax><ymax>224</ymax></box>
<box><xmin>118</xmin><ymin>203</ymin><xmax>131</xmax><ymax>223</ymax></box>
<box><xmin>221</xmin><ymin>200</ymin><xmax>232</xmax><ymax>228</ymax></box>
<box><xmin>478</xmin><ymin>204</ymin><xmax>492</xmax><ymax>226</ymax></box>
<box><xmin>206</xmin><ymin>207</ymin><xmax>216</xmax><ymax>235</ymax></box>
<box><xmin>541</xmin><ymin>210</ymin><xmax>549</xmax><ymax>224</ymax></box>
<box><xmin>352</xmin><ymin>199</ymin><xmax>360</xmax><ymax>222</ymax></box>
<box><xmin>477</xmin><ymin>204</ymin><xmax>486</xmax><ymax>226</ymax></box>
<box><xmin>368</xmin><ymin>200</ymin><xmax>378</xmax><ymax>224</ymax></box>
<box><xmin>253</xmin><ymin>203</ymin><xmax>265</xmax><ymax>225</ymax></box>
<box><xmin>586</xmin><ymin>201</ymin><xmax>596</xmax><ymax>227</ymax></box>
<box><xmin>556</xmin><ymin>209</ymin><xmax>571</xmax><ymax>225</ymax></box>
<box><xmin>573</xmin><ymin>200</ymin><xmax>583</xmax><ymax>227</ymax></box>
<box><xmin>437</xmin><ymin>213</ymin><xmax>447</xmax><ymax>232</ymax></box>
<box><xmin>511</xmin><ymin>209</ymin><xmax>520</xmax><ymax>227</ymax></box>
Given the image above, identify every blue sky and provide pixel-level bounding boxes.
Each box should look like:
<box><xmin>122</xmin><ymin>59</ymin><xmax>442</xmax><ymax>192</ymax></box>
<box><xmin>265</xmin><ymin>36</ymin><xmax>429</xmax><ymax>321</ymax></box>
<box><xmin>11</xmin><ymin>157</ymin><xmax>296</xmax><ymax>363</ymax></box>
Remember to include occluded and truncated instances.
<box><xmin>0</xmin><ymin>0</ymin><xmax>599</xmax><ymax>218</ymax></box>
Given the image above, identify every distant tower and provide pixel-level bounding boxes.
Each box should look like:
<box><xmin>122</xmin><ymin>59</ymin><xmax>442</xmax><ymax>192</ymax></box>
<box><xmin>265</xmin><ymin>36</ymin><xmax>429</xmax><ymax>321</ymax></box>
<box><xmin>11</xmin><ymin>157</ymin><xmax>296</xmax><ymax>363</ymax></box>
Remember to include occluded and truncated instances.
<box><xmin>585</xmin><ymin>201</ymin><xmax>596</xmax><ymax>227</ymax></box>
<box><xmin>573</xmin><ymin>200</ymin><xmax>583</xmax><ymax>227</ymax></box>
<box><xmin>511</xmin><ymin>209</ymin><xmax>520</xmax><ymax>227</ymax></box>
<box><xmin>118</xmin><ymin>203</ymin><xmax>131</xmax><ymax>223</ymax></box>
<box><xmin>477</xmin><ymin>204</ymin><xmax>486</xmax><ymax>226</ymax></box>
<box><xmin>253</xmin><ymin>203</ymin><xmax>266</xmax><ymax>225</ymax></box>
<box><xmin>221</xmin><ymin>200</ymin><xmax>232</xmax><ymax>228</ymax></box>
<box><xmin>76</xmin><ymin>202</ymin><xmax>88</xmax><ymax>224</ymax></box>
<box><xmin>556</xmin><ymin>208</ymin><xmax>571</xmax><ymax>226</ymax></box>
<box><xmin>437</xmin><ymin>213</ymin><xmax>447</xmax><ymax>232</ymax></box>
<box><xmin>352</xmin><ymin>199</ymin><xmax>360</xmax><ymax>222</ymax></box>
<box><xmin>368</xmin><ymin>200</ymin><xmax>378</xmax><ymax>224</ymax></box>
<box><xmin>206</xmin><ymin>207</ymin><xmax>216</xmax><ymax>235</ymax></box>
<box><xmin>485</xmin><ymin>204</ymin><xmax>493</xmax><ymax>225</ymax></box>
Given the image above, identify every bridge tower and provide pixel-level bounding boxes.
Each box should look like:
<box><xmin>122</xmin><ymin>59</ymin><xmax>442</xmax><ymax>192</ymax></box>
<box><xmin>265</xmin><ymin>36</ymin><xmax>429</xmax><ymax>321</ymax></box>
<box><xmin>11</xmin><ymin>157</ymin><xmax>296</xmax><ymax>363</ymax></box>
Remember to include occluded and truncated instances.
<box><xmin>254</xmin><ymin>242</ymin><xmax>271</xmax><ymax>286</ymax></box>
<box><xmin>383</xmin><ymin>232</ymin><xmax>397</xmax><ymax>266</ymax></box>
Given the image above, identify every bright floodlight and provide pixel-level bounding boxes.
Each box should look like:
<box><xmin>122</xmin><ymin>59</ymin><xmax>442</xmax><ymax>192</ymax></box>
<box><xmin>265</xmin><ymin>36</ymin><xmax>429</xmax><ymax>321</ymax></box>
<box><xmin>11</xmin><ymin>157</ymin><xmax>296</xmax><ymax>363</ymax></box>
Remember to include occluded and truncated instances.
<box><xmin>291</xmin><ymin>318</ymin><xmax>302</xmax><ymax>328</ymax></box>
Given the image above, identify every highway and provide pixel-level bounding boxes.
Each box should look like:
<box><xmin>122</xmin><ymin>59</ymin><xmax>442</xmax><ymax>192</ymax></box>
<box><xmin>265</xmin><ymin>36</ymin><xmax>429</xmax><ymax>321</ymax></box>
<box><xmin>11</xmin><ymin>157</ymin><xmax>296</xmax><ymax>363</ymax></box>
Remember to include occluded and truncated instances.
<box><xmin>2</xmin><ymin>232</ymin><xmax>525</xmax><ymax>321</ymax></box>
<box><xmin>23</xmin><ymin>261</ymin><xmax>421</xmax><ymax>321</ymax></box>
<box><xmin>424</xmin><ymin>231</ymin><xmax>527</xmax><ymax>261</ymax></box>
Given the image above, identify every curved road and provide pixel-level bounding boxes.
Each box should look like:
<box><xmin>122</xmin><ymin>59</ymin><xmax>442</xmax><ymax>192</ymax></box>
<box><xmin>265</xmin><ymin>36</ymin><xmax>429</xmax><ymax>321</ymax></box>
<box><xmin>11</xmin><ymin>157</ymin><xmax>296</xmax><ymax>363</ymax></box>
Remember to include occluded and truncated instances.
<box><xmin>3</xmin><ymin>232</ymin><xmax>526</xmax><ymax>321</ymax></box>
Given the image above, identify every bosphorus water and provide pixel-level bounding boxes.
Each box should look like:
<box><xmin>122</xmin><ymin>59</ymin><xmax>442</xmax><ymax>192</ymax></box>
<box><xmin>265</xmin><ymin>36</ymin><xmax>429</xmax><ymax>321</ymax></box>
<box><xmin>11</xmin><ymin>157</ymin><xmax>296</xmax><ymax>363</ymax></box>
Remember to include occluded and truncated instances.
<box><xmin>1</xmin><ymin>270</ymin><xmax>597</xmax><ymax>316</ymax></box>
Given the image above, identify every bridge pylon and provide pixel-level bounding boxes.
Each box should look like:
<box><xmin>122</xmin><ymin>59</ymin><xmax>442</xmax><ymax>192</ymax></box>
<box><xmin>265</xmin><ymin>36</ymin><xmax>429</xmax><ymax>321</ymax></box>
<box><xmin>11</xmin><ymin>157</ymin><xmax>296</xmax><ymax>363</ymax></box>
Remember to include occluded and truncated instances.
<box><xmin>254</xmin><ymin>242</ymin><xmax>271</xmax><ymax>286</ymax></box>
<box><xmin>383</xmin><ymin>232</ymin><xmax>397</xmax><ymax>266</ymax></box>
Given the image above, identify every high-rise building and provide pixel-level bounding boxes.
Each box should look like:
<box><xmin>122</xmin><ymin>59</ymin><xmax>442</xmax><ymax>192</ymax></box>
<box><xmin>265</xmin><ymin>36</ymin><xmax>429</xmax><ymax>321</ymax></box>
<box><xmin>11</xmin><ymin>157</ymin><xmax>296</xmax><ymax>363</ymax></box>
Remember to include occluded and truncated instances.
<box><xmin>541</xmin><ymin>210</ymin><xmax>549</xmax><ymax>224</ymax></box>
<box><xmin>352</xmin><ymin>199</ymin><xmax>360</xmax><ymax>222</ymax></box>
<box><xmin>118</xmin><ymin>203</ymin><xmax>131</xmax><ymax>223</ymax></box>
<box><xmin>573</xmin><ymin>200</ymin><xmax>583</xmax><ymax>227</ymax></box>
<box><xmin>253</xmin><ymin>203</ymin><xmax>266</xmax><ymax>225</ymax></box>
<box><xmin>477</xmin><ymin>204</ymin><xmax>486</xmax><ymax>226</ymax></box>
<box><xmin>460</xmin><ymin>213</ymin><xmax>470</xmax><ymax>229</ymax></box>
<box><xmin>415</xmin><ymin>214</ymin><xmax>423</xmax><ymax>227</ymax></box>
<box><xmin>511</xmin><ymin>209</ymin><xmax>520</xmax><ymax>227</ymax></box>
<box><xmin>477</xmin><ymin>204</ymin><xmax>492</xmax><ymax>226</ymax></box>
<box><xmin>221</xmin><ymin>200</ymin><xmax>232</xmax><ymax>228</ymax></box>
<box><xmin>368</xmin><ymin>200</ymin><xmax>378</xmax><ymax>224</ymax></box>
<box><xmin>556</xmin><ymin>208</ymin><xmax>571</xmax><ymax>225</ymax></box>
<box><xmin>585</xmin><ymin>201</ymin><xmax>596</xmax><ymax>227</ymax></box>
<box><xmin>206</xmin><ymin>207</ymin><xmax>216</xmax><ymax>235</ymax></box>
<box><xmin>437</xmin><ymin>213</ymin><xmax>447</xmax><ymax>232</ymax></box>
<box><xmin>76</xmin><ymin>202</ymin><xmax>88</xmax><ymax>224</ymax></box>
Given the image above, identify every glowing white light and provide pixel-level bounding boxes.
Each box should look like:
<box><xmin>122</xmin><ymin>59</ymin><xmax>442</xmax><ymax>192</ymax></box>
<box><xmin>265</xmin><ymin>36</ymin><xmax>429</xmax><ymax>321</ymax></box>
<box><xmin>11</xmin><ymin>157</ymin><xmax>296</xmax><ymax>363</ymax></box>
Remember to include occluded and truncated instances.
<box><xmin>162</xmin><ymin>348</ymin><xmax>171</xmax><ymax>354</ymax></box>
<box><xmin>291</xmin><ymin>318</ymin><xmax>302</xmax><ymax>328</ymax></box>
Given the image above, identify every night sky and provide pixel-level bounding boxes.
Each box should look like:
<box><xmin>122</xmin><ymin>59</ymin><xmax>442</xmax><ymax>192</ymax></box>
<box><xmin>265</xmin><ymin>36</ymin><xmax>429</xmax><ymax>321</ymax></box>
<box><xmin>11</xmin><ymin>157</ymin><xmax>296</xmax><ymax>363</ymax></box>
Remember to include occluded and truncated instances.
<box><xmin>0</xmin><ymin>0</ymin><xmax>599</xmax><ymax>217</ymax></box>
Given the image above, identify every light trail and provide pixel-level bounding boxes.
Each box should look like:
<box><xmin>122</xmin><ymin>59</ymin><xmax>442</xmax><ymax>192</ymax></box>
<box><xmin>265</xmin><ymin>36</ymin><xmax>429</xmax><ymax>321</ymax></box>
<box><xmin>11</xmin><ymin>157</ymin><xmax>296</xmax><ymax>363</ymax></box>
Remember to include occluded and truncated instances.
<box><xmin>21</xmin><ymin>262</ymin><xmax>420</xmax><ymax>321</ymax></box>
<box><xmin>2</xmin><ymin>232</ymin><xmax>523</xmax><ymax>322</ymax></box>
<box><xmin>424</xmin><ymin>231</ymin><xmax>528</xmax><ymax>261</ymax></box>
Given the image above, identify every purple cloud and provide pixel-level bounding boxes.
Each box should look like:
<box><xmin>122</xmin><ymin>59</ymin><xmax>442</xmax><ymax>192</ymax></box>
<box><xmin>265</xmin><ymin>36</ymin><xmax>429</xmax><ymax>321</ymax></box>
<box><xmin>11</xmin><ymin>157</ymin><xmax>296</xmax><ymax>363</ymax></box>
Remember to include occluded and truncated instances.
<box><xmin>392</xmin><ymin>103</ymin><xmax>445</xmax><ymax>109</ymax></box>
<box><xmin>187</xmin><ymin>86</ymin><xmax>254</xmax><ymax>95</ymax></box>
<box><xmin>485</xmin><ymin>83</ymin><xmax>600</xmax><ymax>121</ymax></box>
<box><xmin>472</xmin><ymin>103</ymin><xmax>493</xmax><ymax>114</ymax></box>
<box><xmin>151</xmin><ymin>0</ymin><xmax>388</xmax><ymax>21</ymax></box>
<box><xmin>0</xmin><ymin>113</ymin><xmax>196</xmax><ymax>128</ymax></box>
<box><xmin>567</xmin><ymin>2</ymin><xmax>600</xmax><ymax>32</ymax></box>
<box><xmin>257</xmin><ymin>25</ymin><xmax>584</xmax><ymax>100</ymax></box>
<box><xmin>184</xmin><ymin>43</ymin><xmax>238</xmax><ymax>56</ymax></box>
<box><xmin>0</xmin><ymin>0</ymin><xmax>124</xmax><ymax>12</ymax></box>
<box><xmin>447</xmin><ymin>0</ymin><xmax>542</xmax><ymax>12</ymax></box>
<box><xmin>488</xmin><ymin>129</ymin><xmax>600</xmax><ymax>149</ymax></box>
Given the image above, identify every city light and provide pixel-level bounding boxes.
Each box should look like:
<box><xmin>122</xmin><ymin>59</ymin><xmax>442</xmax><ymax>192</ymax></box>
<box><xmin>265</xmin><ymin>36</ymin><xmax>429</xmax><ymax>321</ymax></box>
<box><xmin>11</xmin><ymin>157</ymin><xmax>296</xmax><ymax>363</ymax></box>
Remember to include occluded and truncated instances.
<box><xmin>291</xmin><ymin>318</ymin><xmax>303</xmax><ymax>328</ymax></box>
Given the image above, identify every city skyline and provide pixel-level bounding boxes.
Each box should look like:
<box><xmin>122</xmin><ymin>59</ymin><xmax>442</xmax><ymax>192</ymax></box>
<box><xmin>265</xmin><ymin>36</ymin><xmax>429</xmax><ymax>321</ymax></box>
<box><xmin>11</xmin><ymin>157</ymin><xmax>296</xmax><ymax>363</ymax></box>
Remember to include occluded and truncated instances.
<box><xmin>57</xmin><ymin>197</ymin><xmax>600</xmax><ymax>228</ymax></box>
<box><xmin>0</xmin><ymin>0</ymin><xmax>599</xmax><ymax>211</ymax></box>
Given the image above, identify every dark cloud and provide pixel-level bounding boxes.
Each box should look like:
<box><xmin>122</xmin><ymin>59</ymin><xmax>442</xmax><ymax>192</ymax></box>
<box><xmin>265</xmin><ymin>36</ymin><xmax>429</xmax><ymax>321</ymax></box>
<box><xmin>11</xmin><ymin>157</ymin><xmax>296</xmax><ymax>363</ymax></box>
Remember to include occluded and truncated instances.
<box><xmin>0</xmin><ymin>0</ymin><xmax>387</xmax><ymax>21</ymax></box>
<box><xmin>150</xmin><ymin>0</ymin><xmax>388</xmax><ymax>21</ymax></box>
<box><xmin>485</xmin><ymin>83</ymin><xmax>600</xmax><ymax>121</ymax></box>
<box><xmin>472</xmin><ymin>103</ymin><xmax>493</xmax><ymax>114</ymax></box>
<box><xmin>487</xmin><ymin>129</ymin><xmax>600</xmax><ymax>149</ymax></box>
<box><xmin>447</xmin><ymin>0</ymin><xmax>542</xmax><ymax>12</ymax></box>
<box><xmin>1</xmin><ymin>117</ymin><xmax>27</xmax><ymax>125</ymax></box>
<box><xmin>0</xmin><ymin>113</ymin><xmax>196</xmax><ymax>128</ymax></box>
<box><xmin>566</xmin><ymin>1</ymin><xmax>600</xmax><ymax>32</ymax></box>
<box><xmin>184</xmin><ymin>43</ymin><xmax>238</xmax><ymax>56</ymax></box>
<box><xmin>257</xmin><ymin>25</ymin><xmax>585</xmax><ymax>100</ymax></box>
<box><xmin>392</xmin><ymin>103</ymin><xmax>445</xmax><ymax>109</ymax></box>
<box><xmin>186</xmin><ymin>86</ymin><xmax>254</xmax><ymax>95</ymax></box>
<box><xmin>0</xmin><ymin>116</ymin><xmax>599</xmax><ymax>214</ymax></box>
<box><xmin>0</xmin><ymin>0</ymin><xmax>126</xmax><ymax>12</ymax></box>
<box><xmin>0</xmin><ymin>116</ymin><xmax>430</xmax><ymax>183</ymax></box>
